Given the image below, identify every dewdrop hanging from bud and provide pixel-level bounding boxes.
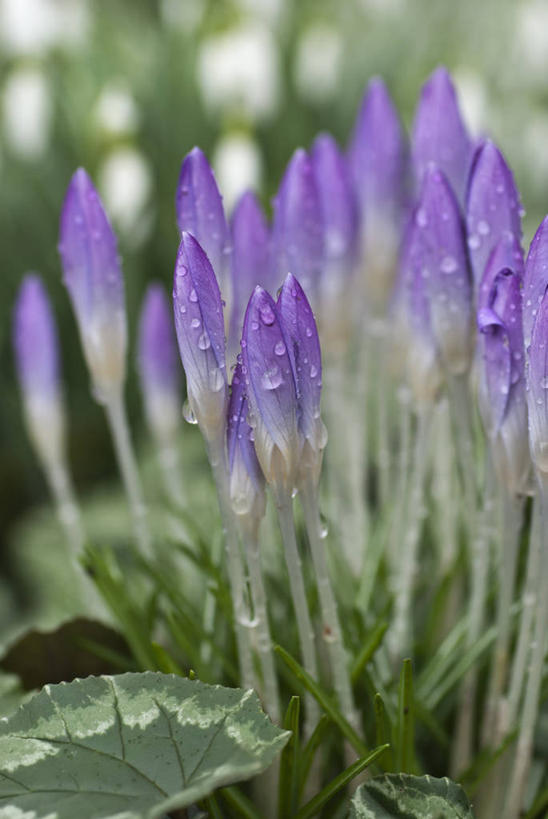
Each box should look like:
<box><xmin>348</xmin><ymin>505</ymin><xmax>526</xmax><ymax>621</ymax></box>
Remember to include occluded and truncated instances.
<box><xmin>59</xmin><ymin>167</ymin><xmax>127</xmax><ymax>402</ymax></box>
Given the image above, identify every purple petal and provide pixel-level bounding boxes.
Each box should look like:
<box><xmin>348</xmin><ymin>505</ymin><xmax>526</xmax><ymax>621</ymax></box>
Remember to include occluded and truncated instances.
<box><xmin>241</xmin><ymin>286</ymin><xmax>298</xmax><ymax>486</ymax></box>
<box><xmin>227</xmin><ymin>360</ymin><xmax>264</xmax><ymax>495</ymax></box>
<box><xmin>59</xmin><ymin>168</ymin><xmax>126</xmax><ymax>348</ymax></box>
<box><xmin>409</xmin><ymin>167</ymin><xmax>473</xmax><ymax>375</ymax></box>
<box><xmin>523</xmin><ymin>215</ymin><xmax>548</xmax><ymax>352</ymax></box>
<box><xmin>138</xmin><ymin>282</ymin><xmax>180</xmax><ymax>399</ymax></box>
<box><xmin>412</xmin><ymin>66</ymin><xmax>473</xmax><ymax>205</ymax></box>
<box><xmin>175</xmin><ymin>147</ymin><xmax>231</xmax><ymax>288</ymax></box>
<box><xmin>229</xmin><ymin>190</ymin><xmax>271</xmax><ymax>346</ymax></box>
<box><xmin>347</xmin><ymin>76</ymin><xmax>409</xmax><ymax>233</ymax></box>
<box><xmin>478</xmin><ymin>234</ymin><xmax>524</xmax><ymax>313</ymax></box>
<box><xmin>270</xmin><ymin>148</ymin><xmax>325</xmax><ymax>299</ymax></box>
<box><xmin>276</xmin><ymin>273</ymin><xmax>323</xmax><ymax>450</ymax></box>
<box><xmin>466</xmin><ymin>140</ymin><xmax>523</xmax><ymax>288</ymax></box>
<box><xmin>13</xmin><ymin>274</ymin><xmax>60</xmax><ymax>401</ymax></box>
<box><xmin>173</xmin><ymin>232</ymin><xmax>228</xmax><ymax>435</ymax></box>
<box><xmin>526</xmin><ymin>284</ymin><xmax>548</xmax><ymax>471</ymax></box>
<box><xmin>311</xmin><ymin>132</ymin><xmax>358</xmax><ymax>279</ymax></box>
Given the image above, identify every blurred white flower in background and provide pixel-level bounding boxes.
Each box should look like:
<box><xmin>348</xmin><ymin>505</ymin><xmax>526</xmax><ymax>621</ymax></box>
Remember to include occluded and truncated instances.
<box><xmin>453</xmin><ymin>68</ymin><xmax>488</xmax><ymax>135</ymax></box>
<box><xmin>2</xmin><ymin>67</ymin><xmax>52</xmax><ymax>159</ymax></box>
<box><xmin>197</xmin><ymin>23</ymin><xmax>281</xmax><ymax>121</ymax></box>
<box><xmin>98</xmin><ymin>146</ymin><xmax>153</xmax><ymax>245</ymax></box>
<box><xmin>213</xmin><ymin>132</ymin><xmax>263</xmax><ymax>213</ymax></box>
<box><xmin>515</xmin><ymin>0</ymin><xmax>548</xmax><ymax>82</ymax></box>
<box><xmin>0</xmin><ymin>0</ymin><xmax>90</xmax><ymax>55</ymax></box>
<box><xmin>294</xmin><ymin>22</ymin><xmax>342</xmax><ymax>103</ymax></box>
<box><xmin>95</xmin><ymin>82</ymin><xmax>139</xmax><ymax>136</ymax></box>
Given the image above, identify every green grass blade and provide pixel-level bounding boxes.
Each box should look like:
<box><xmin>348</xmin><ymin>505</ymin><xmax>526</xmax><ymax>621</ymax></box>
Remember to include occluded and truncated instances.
<box><xmin>295</xmin><ymin>744</ymin><xmax>390</xmax><ymax>819</ymax></box>
<box><xmin>220</xmin><ymin>785</ymin><xmax>263</xmax><ymax>819</ymax></box>
<box><xmin>278</xmin><ymin>696</ymin><xmax>301</xmax><ymax>818</ymax></box>
<box><xmin>524</xmin><ymin>785</ymin><xmax>548</xmax><ymax>819</ymax></box>
<box><xmin>274</xmin><ymin>644</ymin><xmax>368</xmax><ymax>756</ymax></box>
<box><xmin>374</xmin><ymin>693</ymin><xmax>393</xmax><ymax>771</ymax></box>
<box><xmin>396</xmin><ymin>659</ymin><xmax>414</xmax><ymax>773</ymax></box>
<box><xmin>299</xmin><ymin>715</ymin><xmax>331</xmax><ymax>799</ymax></box>
<box><xmin>351</xmin><ymin>621</ymin><xmax>389</xmax><ymax>686</ymax></box>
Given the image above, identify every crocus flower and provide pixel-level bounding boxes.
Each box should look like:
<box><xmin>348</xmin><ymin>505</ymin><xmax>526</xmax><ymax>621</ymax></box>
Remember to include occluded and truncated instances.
<box><xmin>173</xmin><ymin>231</ymin><xmax>228</xmax><ymax>444</ymax></box>
<box><xmin>241</xmin><ymin>286</ymin><xmax>299</xmax><ymax>494</ymax></box>
<box><xmin>347</xmin><ymin>76</ymin><xmax>409</xmax><ymax>301</ymax></box>
<box><xmin>270</xmin><ymin>148</ymin><xmax>325</xmax><ymax>301</ymax></box>
<box><xmin>412</xmin><ymin>66</ymin><xmax>473</xmax><ymax>205</ymax></box>
<box><xmin>227</xmin><ymin>360</ymin><xmax>266</xmax><ymax>525</ymax></box>
<box><xmin>479</xmin><ymin>234</ymin><xmax>524</xmax><ymax>313</ymax></box>
<box><xmin>407</xmin><ymin>166</ymin><xmax>473</xmax><ymax>379</ymax></box>
<box><xmin>228</xmin><ymin>190</ymin><xmax>271</xmax><ymax>351</ymax></box>
<box><xmin>59</xmin><ymin>168</ymin><xmax>127</xmax><ymax>400</ymax></box>
<box><xmin>13</xmin><ymin>274</ymin><xmax>65</xmax><ymax>466</ymax></box>
<box><xmin>175</xmin><ymin>147</ymin><xmax>231</xmax><ymax>294</ymax></box>
<box><xmin>523</xmin><ymin>215</ymin><xmax>548</xmax><ymax>352</ymax></box>
<box><xmin>466</xmin><ymin>140</ymin><xmax>523</xmax><ymax>289</ymax></box>
<box><xmin>478</xmin><ymin>268</ymin><xmax>529</xmax><ymax>494</ymax></box>
<box><xmin>137</xmin><ymin>283</ymin><xmax>181</xmax><ymax>445</ymax></box>
<box><xmin>277</xmin><ymin>273</ymin><xmax>327</xmax><ymax>486</ymax></box>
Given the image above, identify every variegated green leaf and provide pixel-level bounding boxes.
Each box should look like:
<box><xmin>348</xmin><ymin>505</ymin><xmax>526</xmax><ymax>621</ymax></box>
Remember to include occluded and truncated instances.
<box><xmin>349</xmin><ymin>773</ymin><xmax>476</xmax><ymax>818</ymax></box>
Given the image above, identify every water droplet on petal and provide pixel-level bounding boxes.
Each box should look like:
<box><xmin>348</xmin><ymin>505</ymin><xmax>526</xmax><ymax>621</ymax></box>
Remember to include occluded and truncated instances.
<box><xmin>274</xmin><ymin>340</ymin><xmax>286</xmax><ymax>356</ymax></box>
<box><xmin>310</xmin><ymin>364</ymin><xmax>318</xmax><ymax>378</ymax></box>
<box><xmin>440</xmin><ymin>255</ymin><xmax>458</xmax><ymax>274</ymax></box>
<box><xmin>191</xmin><ymin>318</ymin><xmax>200</xmax><ymax>328</ymax></box>
<box><xmin>198</xmin><ymin>332</ymin><xmax>211</xmax><ymax>350</ymax></box>
<box><xmin>251</xmin><ymin>320</ymin><xmax>259</xmax><ymax>331</ymax></box>
<box><xmin>415</xmin><ymin>208</ymin><xmax>428</xmax><ymax>228</ymax></box>
<box><xmin>477</xmin><ymin>220</ymin><xmax>490</xmax><ymax>236</ymax></box>
<box><xmin>189</xmin><ymin>288</ymin><xmax>198</xmax><ymax>302</ymax></box>
<box><xmin>259</xmin><ymin>303</ymin><xmax>276</xmax><ymax>325</ymax></box>
<box><xmin>209</xmin><ymin>367</ymin><xmax>225</xmax><ymax>392</ymax></box>
<box><xmin>261</xmin><ymin>366</ymin><xmax>283</xmax><ymax>390</ymax></box>
<box><xmin>468</xmin><ymin>234</ymin><xmax>480</xmax><ymax>250</ymax></box>
<box><xmin>305</xmin><ymin>327</ymin><xmax>313</xmax><ymax>338</ymax></box>
<box><xmin>183</xmin><ymin>400</ymin><xmax>198</xmax><ymax>424</ymax></box>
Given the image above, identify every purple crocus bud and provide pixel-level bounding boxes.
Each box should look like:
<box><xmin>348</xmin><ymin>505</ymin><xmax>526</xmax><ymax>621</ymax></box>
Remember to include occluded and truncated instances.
<box><xmin>13</xmin><ymin>274</ymin><xmax>66</xmax><ymax>466</ymax></box>
<box><xmin>527</xmin><ymin>283</ymin><xmax>548</xmax><ymax>473</ymax></box>
<box><xmin>347</xmin><ymin>77</ymin><xmax>408</xmax><ymax>301</ymax></box>
<box><xmin>228</xmin><ymin>190</ymin><xmax>271</xmax><ymax>351</ymax></box>
<box><xmin>479</xmin><ymin>234</ymin><xmax>524</xmax><ymax>313</ymax></box>
<box><xmin>523</xmin><ymin>216</ymin><xmax>548</xmax><ymax>353</ymax></box>
<box><xmin>466</xmin><ymin>140</ymin><xmax>523</xmax><ymax>289</ymax></box>
<box><xmin>175</xmin><ymin>147</ymin><xmax>231</xmax><ymax>293</ymax></box>
<box><xmin>59</xmin><ymin>168</ymin><xmax>127</xmax><ymax>400</ymax></box>
<box><xmin>410</xmin><ymin>166</ymin><xmax>473</xmax><ymax>376</ymax></box>
<box><xmin>138</xmin><ymin>283</ymin><xmax>181</xmax><ymax>444</ymax></box>
<box><xmin>241</xmin><ymin>287</ymin><xmax>299</xmax><ymax>494</ymax></box>
<box><xmin>478</xmin><ymin>269</ymin><xmax>529</xmax><ymax>494</ymax></box>
<box><xmin>173</xmin><ymin>232</ymin><xmax>228</xmax><ymax>444</ymax></box>
<box><xmin>270</xmin><ymin>148</ymin><xmax>325</xmax><ymax>300</ymax></box>
<box><xmin>311</xmin><ymin>133</ymin><xmax>358</xmax><ymax>281</ymax></box>
<box><xmin>227</xmin><ymin>360</ymin><xmax>266</xmax><ymax>528</ymax></box>
<box><xmin>277</xmin><ymin>273</ymin><xmax>327</xmax><ymax>486</ymax></box>
<box><xmin>412</xmin><ymin>66</ymin><xmax>473</xmax><ymax>205</ymax></box>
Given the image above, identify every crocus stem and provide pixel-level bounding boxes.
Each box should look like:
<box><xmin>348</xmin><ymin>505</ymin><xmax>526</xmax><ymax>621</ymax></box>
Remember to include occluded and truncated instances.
<box><xmin>503</xmin><ymin>476</ymin><xmax>548</xmax><ymax>819</ymax></box>
<box><xmin>207</xmin><ymin>437</ymin><xmax>256</xmax><ymax>694</ymax></box>
<box><xmin>481</xmin><ymin>492</ymin><xmax>523</xmax><ymax>747</ymax></box>
<box><xmin>103</xmin><ymin>387</ymin><xmax>153</xmax><ymax>557</ymax></box>
<box><xmin>241</xmin><ymin>523</ymin><xmax>281</xmax><ymax>724</ymax></box>
<box><xmin>275</xmin><ymin>492</ymin><xmax>320</xmax><ymax>736</ymax></box>
<box><xmin>374</xmin><ymin>325</ymin><xmax>391</xmax><ymax>509</ymax></box>
<box><xmin>387</xmin><ymin>386</ymin><xmax>412</xmax><ymax>575</ymax></box>
<box><xmin>46</xmin><ymin>457</ymin><xmax>84</xmax><ymax>556</ymax></box>
<box><xmin>157</xmin><ymin>442</ymin><xmax>185</xmax><ymax>508</ymax></box>
<box><xmin>299</xmin><ymin>480</ymin><xmax>362</xmax><ymax>738</ymax></box>
<box><xmin>389</xmin><ymin>404</ymin><xmax>431</xmax><ymax>663</ymax></box>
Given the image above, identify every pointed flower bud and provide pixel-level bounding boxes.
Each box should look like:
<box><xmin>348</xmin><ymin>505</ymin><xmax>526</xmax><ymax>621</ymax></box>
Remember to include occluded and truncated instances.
<box><xmin>173</xmin><ymin>232</ymin><xmax>228</xmax><ymax>443</ymax></box>
<box><xmin>277</xmin><ymin>273</ymin><xmax>327</xmax><ymax>486</ymax></box>
<box><xmin>137</xmin><ymin>283</ymin><xmax>181</xmax><ymax>444</ymax></box>
<box><xmin>479</xmin><ymin>234</ymin><xmax>524</xmax><ymax>312</ymax></box>
<box><xmin>523</xmin><ymin>216</ymin><xmax>548</xmax><ymax>352</ymax></box>
<box><xmin>229</xmin><ymin>190</ymin><xmax>271</xmax><ymax>348</ymax></box>
<box><xmin>466</xmin><ymin>140</ymin><xmax>523</xmax><ymax>288</ymax></box>
<box><xmin>409</xmin><ymin>167</ymin><xmax>473</xmax><ymax>376</ymax></box>
<box><xmin>59</xmin><ymin>167</ymin><xmax>127</xmax><ymax>399</ymax></box>
<box><xmin>175</xmin><ymin>147</ymin><xmax>231</xmax><ymax>292</ymax></box>
<box><xmin>412</xmin><ymin>66</ymin><xmax>472</xmax><ymax>205</ymax></box>
<box><xmin>270</xmin><ymin>148</ymin><xmax>325</xmax><ymax>299</ymax></box>
<box><xmin>526</xmin><ymin>281</ymin><xmax>548</xmax><ymax>474</ymax></box>
<box><xmin>478</xmin><ymin>268</ymin><xmax>529</xmax><ymax>493</ymax></box>
<box><xmin>241</xmin><ymin>287</ymin><xmax>299</xmax><ymax>493</ymax></box>
<box><xmin>227</xmin><ymin>360</ymin><xmax>266</xmax><ymax>525</ymax></box>
<box><xmin>13</xmin><ymin>274</ymin><xmax>66</xmax><ymax>467</ymax></box>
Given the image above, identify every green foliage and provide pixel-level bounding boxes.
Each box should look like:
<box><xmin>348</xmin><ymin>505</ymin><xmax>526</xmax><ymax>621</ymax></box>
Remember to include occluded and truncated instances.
<box><xmin>349</xmin><ymin>774</ymin><xmax>476</xmax><ymax>819</ymax></box>
<box><xmin>0</xmin><ymin>672</ymin><xmax>289</xmax><ymax>818</ymax></box>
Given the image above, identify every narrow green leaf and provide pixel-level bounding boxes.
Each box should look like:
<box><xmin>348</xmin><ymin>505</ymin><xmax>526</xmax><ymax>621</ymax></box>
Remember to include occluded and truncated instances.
<box><xmin>459</xmin><ymin>728</ymin><xmax>517</xmax><ymax>795</ymax></box>
<box><xmin>349</xmin><ymin>774</ymin><xmax>475</xmax><ymax>818</ymax></box>
<box><xmin>351</xmin><ymin>621</ymin><xmax>389</xmax><ymax>686</ymax></box>
<box><xmin>204</xmin><ymin>792</ymin><xmax>224</xmax><ymax>819</ymax></box>
<box><xmin>278</xmin><ymin>696</ymin><xmax>301</xmax><ymax>818</ymax></box>
<box><xmin>149</xmin><ymin>641</ymin><xmax>185</xmax><ymax>676</ymax></box>
<box><xmin>524</xmin><ymin>785</ymin><xmax>548</xmax><ymax>819</ymax></box>
<box><xmin>220</xmin><ymin>785</ymin><xmax>264</xmax><ymax>819</ymax></box>
<box><xmin>0</xmin><ymin>672</ymin><xmax>290</xmax><ymax>818</ymax></box>
<box><xmin>396</xmin><ymin>659</ymin><xmax>414</xmax><ymax>773</ymax></box>
<box><xmin>374</xmin><ymin>694</ymin><xmax>393</xmax><ymax>771</ymax></box>
<box><xmin>274</xmin><ymin>644</ymin><xmax>368</xmax><ymax>756</ymax></box>
<box><xmin>298</xmin><ymin>714</ymin><xmax>331</xmax><ymax>799</ymax></box>
<box><xmin>296</xmin><ymin>744</ymin><xmax>390</xmax><ymax>819</ymax></box>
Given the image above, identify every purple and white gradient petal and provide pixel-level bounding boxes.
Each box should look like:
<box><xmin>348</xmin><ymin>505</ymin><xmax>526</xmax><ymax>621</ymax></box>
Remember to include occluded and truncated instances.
<box><xmin>59</xmin><ymin>167</ymin><xmax>127</xmax><ymax>396</ymax></box>
<box><xmin>412</xmin><ymin>66</ymin><xmax>473</xmax><ymax>205</ymax></box>
<box><xmin>526</xmin><ymin>282</ymin><xmax>548</xmax><ymax>474</ymax></box>
<box><xmin>466</xmin><ymin>140</ymin><xmax>523</xmax><ymax>289</ymax></box>
<box><xmin>173</xmin><ymin>231</ymin><xmax>228</xmax><ymax>442</ymax></box>
<box><xmin>270</xmin><ymin>148</ymin><xmax>325</xmax><ymax>301</ymax></box>
<box><xmin>523</xmin><ymin>216</ymin><xmax>548</xmax><ymax>352</ymax></box>
<box><xmin>14</xmin><ymin>274</ymin><xmax>60</xmax><ymax>403</ymax></box>
<box><xmin>478</xmin><ymin>234</ymin><xmax>524</xmax><ymax>312</ymax></box>
<box><xmin>241</xmin><ymin>286</ymin><xmax>299</xmax><ymax>491</ymax></box>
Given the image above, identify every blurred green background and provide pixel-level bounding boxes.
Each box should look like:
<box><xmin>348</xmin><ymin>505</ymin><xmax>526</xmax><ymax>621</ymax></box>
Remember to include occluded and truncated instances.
<box><xmin>0</xmin><ymin>0</ymin><xmax>545</xmax><ymax>559</ymax></box>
